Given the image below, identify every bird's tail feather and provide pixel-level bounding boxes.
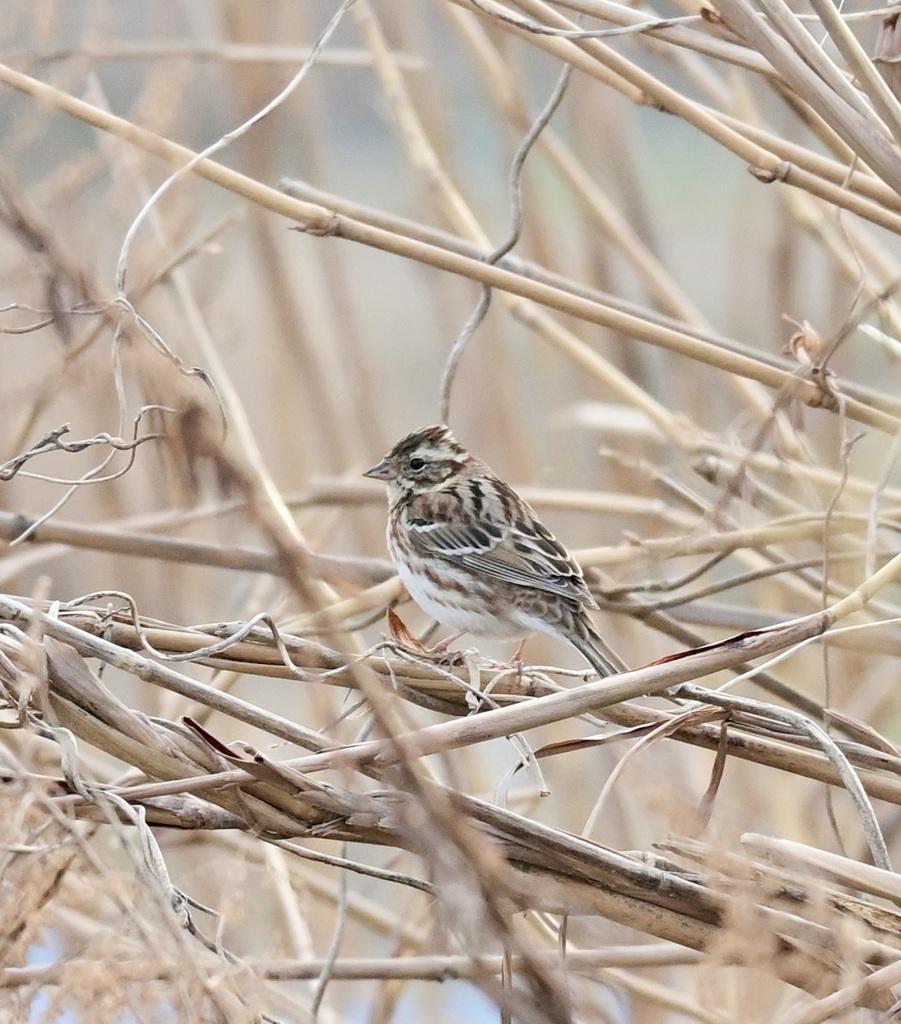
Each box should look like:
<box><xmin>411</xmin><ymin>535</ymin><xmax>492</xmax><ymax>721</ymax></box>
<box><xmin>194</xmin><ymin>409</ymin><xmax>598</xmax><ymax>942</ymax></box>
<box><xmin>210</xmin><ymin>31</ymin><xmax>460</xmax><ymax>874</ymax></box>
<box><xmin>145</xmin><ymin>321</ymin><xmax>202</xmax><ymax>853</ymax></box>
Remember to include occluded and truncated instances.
<box><xmin>571</xmin><ymin>619</ymin><xmax>628</xmax><ymax>677</ymax></box>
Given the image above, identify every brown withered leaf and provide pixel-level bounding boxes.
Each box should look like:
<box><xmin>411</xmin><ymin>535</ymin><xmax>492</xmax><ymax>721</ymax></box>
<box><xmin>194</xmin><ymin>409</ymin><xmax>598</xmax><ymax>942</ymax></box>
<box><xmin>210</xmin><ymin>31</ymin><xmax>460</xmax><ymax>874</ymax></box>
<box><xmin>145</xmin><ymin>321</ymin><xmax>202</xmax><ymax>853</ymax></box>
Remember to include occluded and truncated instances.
<box><xmin>386</xmin><ymin>608</ymin><xmax>427</xmax><ymax>650</ymax></box>
<box><xmin>386</xmin><ymin>609</ymin><xmax>465</xmax><ymax>665</ymax></box>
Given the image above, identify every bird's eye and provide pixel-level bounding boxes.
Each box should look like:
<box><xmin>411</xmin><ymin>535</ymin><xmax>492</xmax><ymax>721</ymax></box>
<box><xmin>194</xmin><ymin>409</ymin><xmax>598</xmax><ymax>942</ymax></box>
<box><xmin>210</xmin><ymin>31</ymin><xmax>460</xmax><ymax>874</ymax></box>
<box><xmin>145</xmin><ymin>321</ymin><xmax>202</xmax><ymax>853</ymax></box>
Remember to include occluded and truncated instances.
<box><xmin>409</xmin><ymin>457</ymin><xmax>426</xmax><ymax>472</ymax></box>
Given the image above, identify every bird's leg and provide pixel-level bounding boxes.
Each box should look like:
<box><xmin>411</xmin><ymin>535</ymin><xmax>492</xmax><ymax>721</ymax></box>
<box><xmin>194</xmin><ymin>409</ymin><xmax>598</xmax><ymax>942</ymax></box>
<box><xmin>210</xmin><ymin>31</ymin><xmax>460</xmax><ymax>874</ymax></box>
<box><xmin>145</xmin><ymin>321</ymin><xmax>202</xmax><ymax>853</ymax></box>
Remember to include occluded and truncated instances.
<box><xmin>428</xmin><ymin>631</ymin><xmax>464</xmax><ymax>655</ymax></box>
<box><xmin>509</xmin><ymin>638</ymin><xmax>529</xmax><ymax>683</ymax></box>
<box><xmin>477</xmin><ymin>640</ymin><xmax>530</xmax><ymax>671</ymax></box>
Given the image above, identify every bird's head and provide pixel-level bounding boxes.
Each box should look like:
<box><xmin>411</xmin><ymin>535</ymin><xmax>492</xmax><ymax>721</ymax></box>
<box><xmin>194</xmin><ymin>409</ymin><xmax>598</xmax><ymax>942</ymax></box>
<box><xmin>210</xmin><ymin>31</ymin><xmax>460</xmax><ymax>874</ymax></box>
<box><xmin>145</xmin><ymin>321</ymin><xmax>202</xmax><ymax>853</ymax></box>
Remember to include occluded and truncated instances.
<box><xmin>364</xmin><ymin>424</ymin><xmax>474</xmax><ymax>499</ymax></box>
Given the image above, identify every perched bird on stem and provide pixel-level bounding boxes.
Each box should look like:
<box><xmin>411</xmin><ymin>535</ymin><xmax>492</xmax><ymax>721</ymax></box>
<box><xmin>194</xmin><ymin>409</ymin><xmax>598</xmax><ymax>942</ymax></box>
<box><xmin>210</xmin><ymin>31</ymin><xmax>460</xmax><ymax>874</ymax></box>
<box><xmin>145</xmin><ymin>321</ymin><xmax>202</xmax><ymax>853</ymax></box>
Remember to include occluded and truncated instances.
<box><xmin>365</xmin><ymin>424</ymin><xmax>626</xmax><ymax>677</ymax></box>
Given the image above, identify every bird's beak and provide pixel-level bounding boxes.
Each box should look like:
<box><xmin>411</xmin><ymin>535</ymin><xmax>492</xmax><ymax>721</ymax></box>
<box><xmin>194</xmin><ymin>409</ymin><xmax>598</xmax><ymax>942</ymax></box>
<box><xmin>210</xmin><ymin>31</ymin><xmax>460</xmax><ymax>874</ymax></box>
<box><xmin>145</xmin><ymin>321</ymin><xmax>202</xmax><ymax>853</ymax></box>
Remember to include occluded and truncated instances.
<box><xmin>363</xmin><ymin>458</ymin><xmax>396</xmax><ymax>481</ymax></box>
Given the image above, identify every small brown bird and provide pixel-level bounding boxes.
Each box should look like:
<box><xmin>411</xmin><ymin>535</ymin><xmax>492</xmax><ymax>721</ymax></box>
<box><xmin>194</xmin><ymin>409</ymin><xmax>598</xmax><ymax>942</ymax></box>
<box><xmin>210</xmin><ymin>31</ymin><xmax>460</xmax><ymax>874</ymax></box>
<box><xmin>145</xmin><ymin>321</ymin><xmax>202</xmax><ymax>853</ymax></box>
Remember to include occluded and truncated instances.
<box><xmin>365</xmin><ymin>425</ymin><xmax>626</xmax><ymax>677</ymax></box>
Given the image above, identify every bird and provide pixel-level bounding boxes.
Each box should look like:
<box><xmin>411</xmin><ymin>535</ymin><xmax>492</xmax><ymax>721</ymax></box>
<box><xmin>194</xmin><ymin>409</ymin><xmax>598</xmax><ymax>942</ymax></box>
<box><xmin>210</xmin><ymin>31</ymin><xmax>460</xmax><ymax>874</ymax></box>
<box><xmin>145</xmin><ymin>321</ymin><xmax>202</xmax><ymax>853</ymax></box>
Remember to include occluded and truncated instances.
<box><xmin>364</xmin><ymin>424</ymin><xmax>626</xmax><ymax>677</ymax></box>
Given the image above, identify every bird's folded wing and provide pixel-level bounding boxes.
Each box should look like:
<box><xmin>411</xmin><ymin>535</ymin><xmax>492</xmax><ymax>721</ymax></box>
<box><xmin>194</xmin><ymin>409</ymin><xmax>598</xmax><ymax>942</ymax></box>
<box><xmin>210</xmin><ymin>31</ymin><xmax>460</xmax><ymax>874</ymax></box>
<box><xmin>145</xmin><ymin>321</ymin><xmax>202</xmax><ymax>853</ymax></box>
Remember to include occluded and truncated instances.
<box><xmin>406</xmin><ymin>516</ymin><xmax>595</xmax><ymax>606</ymax></box>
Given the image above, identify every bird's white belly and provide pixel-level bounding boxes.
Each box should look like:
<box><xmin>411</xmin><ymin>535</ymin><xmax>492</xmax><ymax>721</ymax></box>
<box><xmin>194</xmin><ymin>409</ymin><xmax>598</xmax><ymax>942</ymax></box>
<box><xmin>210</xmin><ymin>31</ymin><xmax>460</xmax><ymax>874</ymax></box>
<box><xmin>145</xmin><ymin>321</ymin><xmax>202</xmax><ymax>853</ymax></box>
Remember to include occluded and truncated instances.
<box><xmin>394</xmin><ymin>555</ymin><xmax>531</xmax><ymax>640</ymax></box>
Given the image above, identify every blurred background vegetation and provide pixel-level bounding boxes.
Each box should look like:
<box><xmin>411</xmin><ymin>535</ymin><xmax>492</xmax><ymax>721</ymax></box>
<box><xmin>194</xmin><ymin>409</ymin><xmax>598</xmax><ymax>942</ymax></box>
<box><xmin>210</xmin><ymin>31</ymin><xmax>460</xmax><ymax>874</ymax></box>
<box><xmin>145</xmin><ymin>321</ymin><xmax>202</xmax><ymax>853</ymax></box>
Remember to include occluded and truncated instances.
<box><xmin>3</xmin><ymin>1</ymin><xmax>901</xmax><ymax>1021</ymax></box>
